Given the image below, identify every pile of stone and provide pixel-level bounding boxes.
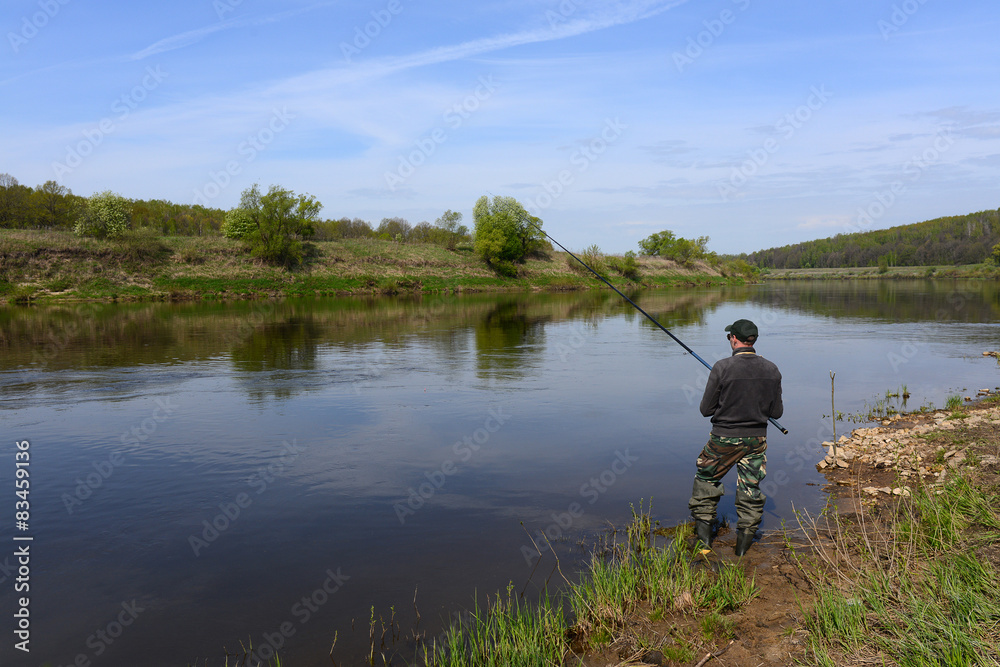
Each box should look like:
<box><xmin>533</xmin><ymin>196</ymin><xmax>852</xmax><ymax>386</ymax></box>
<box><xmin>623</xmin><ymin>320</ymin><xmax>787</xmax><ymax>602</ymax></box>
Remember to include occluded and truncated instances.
<box><xmin>816</xmin><ymin>406</ymin><xmax>1000</xmax><ymax>498</ymax></box>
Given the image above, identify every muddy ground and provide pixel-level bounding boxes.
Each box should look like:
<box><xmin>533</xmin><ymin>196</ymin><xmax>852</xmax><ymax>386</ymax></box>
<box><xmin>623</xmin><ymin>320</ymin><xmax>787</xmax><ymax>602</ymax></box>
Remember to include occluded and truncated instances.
<box><xmin>575</xmin><ymin>396</ymin><xmax>1000</xmax><ymax>667</ymax></box>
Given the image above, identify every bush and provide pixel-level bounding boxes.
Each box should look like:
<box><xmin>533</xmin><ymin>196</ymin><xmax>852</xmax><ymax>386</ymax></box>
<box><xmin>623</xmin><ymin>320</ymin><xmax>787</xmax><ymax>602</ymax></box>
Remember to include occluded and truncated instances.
<box><xmin>638</xmin><ymin>230</ymin><xmax>710</xmax><ymax>267</ymax></box>
<box><xmin>222</xmin><ymin>208</ymin><xmax>256</xmax><ymax>240</ymax></box>
<box><xmin>229</xmin><ymin>184</ymin><xmax>321</xmax><ymax>267</ymax></box>
<box><xmin>720</xmin><ymin>258</ymin><xmax>758</xmax><ymax>279</ymax></box>
<box><xmin>606</xmin><ymin>250</ymin><xmax>641</xmax><ymax>281</ymax></box>
<box><xmin>74</xmin><ymin>191</ymin><xmax>132</xmax><ymax>239</ymax></box>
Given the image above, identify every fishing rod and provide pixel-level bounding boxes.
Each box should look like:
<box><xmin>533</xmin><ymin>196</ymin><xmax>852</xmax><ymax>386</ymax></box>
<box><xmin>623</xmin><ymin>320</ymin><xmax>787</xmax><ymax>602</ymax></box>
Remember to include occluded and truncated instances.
<box><xmin>528</xmin><ymin>222</ymin><xmax>789</xmax><ymax>435</ymax></box>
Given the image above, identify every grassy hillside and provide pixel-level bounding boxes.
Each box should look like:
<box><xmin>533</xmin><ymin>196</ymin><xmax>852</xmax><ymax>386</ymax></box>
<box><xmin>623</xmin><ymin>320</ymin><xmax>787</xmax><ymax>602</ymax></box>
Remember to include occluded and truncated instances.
<box><xmin>746</xmin><ymin>208</ymin><xmax>1000</xmax><ymax>269</ymax></box>
<box><xmin>0</xmin><ymin>229</ymin><xmax>747</xmax><ymax>303</ymax></box>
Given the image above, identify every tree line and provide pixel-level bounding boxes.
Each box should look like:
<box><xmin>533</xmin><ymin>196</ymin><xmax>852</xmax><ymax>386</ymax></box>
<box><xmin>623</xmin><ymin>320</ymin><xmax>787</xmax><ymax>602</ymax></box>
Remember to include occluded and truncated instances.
<box><xmin>745</xmin><ymin>208</ymin><xmax>1000</xmax><ymax>269</ymax></box>
<box><xmin>0</xmin><ymin>173</ymin><xmax>470</xmax><ymax>246</ymax></box>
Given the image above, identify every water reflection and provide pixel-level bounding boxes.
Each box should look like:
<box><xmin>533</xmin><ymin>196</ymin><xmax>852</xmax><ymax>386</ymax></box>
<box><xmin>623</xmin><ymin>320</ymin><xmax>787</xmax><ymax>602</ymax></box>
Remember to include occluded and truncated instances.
<box><xmin>474</xmin><ymin>300</ymin><xmax>546</xmax><ymax>378</ymax></box>
<box><xmin>749</xmin><ymin>280</ymin><xmax>1000</xmax><ymax>322</ymax></box>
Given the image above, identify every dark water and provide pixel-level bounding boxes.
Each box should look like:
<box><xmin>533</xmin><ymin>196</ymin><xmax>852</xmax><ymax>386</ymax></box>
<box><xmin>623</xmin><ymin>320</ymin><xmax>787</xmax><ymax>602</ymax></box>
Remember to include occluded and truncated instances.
<box><xmin>1</xmin><ymin>281</ymin><xmax>998</xmax><ymax>666</ymax></box>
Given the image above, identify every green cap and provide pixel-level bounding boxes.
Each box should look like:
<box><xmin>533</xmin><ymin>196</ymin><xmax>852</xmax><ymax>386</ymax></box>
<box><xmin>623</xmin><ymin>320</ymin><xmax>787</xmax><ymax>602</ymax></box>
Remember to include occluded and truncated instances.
<box><xmin>725</xmin><ymin>319</ymin><xmax>758</xmax><ymax>342</ymax></box>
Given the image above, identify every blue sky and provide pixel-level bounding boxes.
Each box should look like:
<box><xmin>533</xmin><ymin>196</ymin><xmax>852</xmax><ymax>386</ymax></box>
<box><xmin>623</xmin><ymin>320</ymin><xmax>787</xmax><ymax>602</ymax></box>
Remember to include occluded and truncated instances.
<box><xmin>3</xmin><ymin>0</ymin><xmax>999</xmax><ymax>254</ymax></box>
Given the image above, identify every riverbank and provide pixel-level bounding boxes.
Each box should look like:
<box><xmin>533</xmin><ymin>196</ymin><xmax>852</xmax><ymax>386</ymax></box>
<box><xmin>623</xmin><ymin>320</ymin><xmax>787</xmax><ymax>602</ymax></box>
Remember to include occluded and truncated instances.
<box><xmin>0</xmin><ymin>229</ymin><xmax>745</xmax><ymax>304</ymax></box>
<box><xmin>764</xmin><ymin>264</ymin><xmax>999</xmax><ymax>280</ymax></box>
<box><xmin>345</xmin><ymin>392</ymin><xmax>1000</xmax><ymax>666</ymax></box>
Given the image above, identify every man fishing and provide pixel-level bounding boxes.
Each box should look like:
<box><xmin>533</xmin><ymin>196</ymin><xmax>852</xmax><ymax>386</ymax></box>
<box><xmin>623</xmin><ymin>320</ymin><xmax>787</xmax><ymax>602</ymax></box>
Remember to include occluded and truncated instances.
<box><xmin>689</xmin><ymin>319</ymin><xmax>783</xmax><ymax>556</ymax></box>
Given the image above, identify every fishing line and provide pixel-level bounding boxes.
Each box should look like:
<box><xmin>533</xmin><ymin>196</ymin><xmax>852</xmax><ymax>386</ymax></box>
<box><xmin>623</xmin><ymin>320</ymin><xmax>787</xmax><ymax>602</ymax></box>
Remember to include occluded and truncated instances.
<box><xmin>526</xmin><ymin>221</ymin><xmax>789</xmax><ymax>435</ymax></box>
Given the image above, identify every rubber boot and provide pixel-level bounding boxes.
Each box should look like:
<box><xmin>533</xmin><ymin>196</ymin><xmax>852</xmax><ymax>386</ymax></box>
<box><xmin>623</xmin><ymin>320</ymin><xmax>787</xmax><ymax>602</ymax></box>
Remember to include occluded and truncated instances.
<box><xmin>734</xmin><ymin>488</ymin><xmax>765</xmax><ymax>535</ymax></box>
<box><xmin>694</xmin><ymin>520</ymin><xmax>713</xmax><ymax>548</ymax></box>
<box><xmin>688</xmin><ymin>477</ymin><xmax>723</xmax><ymax>524</ymax></box>
<box><xmin>734</xmin><ymin>530</ymin><xmax>754</xmax><ymax>556</ymax></box>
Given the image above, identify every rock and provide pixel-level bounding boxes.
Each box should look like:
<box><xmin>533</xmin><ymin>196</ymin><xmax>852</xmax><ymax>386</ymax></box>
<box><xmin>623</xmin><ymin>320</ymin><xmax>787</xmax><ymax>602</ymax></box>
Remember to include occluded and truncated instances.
<box><xmin>892</xmin><ymin>487</ymin><xmax>911</xmax><ymax>497</ymax></box>
<box><xmin>817</xmin><ymin>459</ymin><xmax>828</xmax><ymax>470</ymax></box>
<box><xmin>879</xmin><ymin>487</ymin><xmax>892</xmax><ymax>494</ymax></box>
<box><xmin>863</xmin><ymin>487</ymin><xmax>880</xmax><ymax>495</ymax></box>
<box><xmin>836</xmin><ymin>459</ymin><xmax>849</xmax><ymax>468</ymax></box>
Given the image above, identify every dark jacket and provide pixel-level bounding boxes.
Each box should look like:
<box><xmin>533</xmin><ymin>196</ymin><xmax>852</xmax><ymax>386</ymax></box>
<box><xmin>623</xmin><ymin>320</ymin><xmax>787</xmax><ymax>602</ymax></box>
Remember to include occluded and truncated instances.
<box><xmin>699</xmin><ymin>347</ymin><xmax>783</xmax><ymax>437</ymax></box>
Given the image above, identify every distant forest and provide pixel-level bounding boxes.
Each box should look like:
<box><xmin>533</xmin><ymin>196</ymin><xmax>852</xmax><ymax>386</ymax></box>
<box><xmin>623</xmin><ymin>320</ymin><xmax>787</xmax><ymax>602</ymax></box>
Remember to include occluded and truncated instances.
<box><xmin>746</xmin><ymin>208</ymin><xmax>1000</xmax><ymax>269</ymax></box>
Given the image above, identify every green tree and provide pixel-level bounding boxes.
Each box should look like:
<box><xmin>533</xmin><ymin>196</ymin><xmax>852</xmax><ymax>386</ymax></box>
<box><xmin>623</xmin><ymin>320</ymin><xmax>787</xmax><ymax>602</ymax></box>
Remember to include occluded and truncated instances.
<box><xmin>472</xmin><ymin>195</ymin><xmax>544</xmax><ymax>268</ymax></box>
<box><xmin>435</xmin><ymin>209</ymin><xmax>468</xmax><ymax>236</ymax></box>
<box><xmin>74</xmin><ymin>190</ymin><xmax>132</xmax><ymax>239</ymax></box>
<box><xmin>638</xmin><ymin>230</ymin><xmax>677</xmax><ymax>256</ymax></box>
<box><xmin>33</xmin><ymin>181</ymin><xmax>78</xmax><ymax>229</ymax></box>
<box><xmin>0</xmin><ymin>173</ymin><xmax>34</xmax><ymax>228</ymax></box>
<box><xmin>232</xmin><ymin>184</ymin><xmax>321</xmax><ymax>266</ymax></box>
<box><xmin>434</xmin><ymin>209</ymin><xmax>468</xmax><ymax>249</ymax></box>
<box><xmin>376</xmin><ymin>217</ymin><xmax>411</xmax><ymax>242</ymax></box>
<box><xmin>990</xmin><ymin>242</ymin><xmax>1000</xmax><ymax>265</ymax></box>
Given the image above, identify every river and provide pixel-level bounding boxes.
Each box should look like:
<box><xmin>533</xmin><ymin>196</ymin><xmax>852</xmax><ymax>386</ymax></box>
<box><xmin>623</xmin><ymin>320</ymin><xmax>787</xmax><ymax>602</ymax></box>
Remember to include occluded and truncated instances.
<box><xmin>1</xmin><ymin>280</ymin><xmax>997</xmax><ymax>665</ymax></box>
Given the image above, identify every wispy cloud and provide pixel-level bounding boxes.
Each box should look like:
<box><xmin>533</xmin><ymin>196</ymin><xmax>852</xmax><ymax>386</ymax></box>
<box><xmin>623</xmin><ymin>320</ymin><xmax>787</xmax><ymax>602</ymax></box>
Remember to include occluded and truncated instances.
<box><xmin>0</xmin><ymin>3</ymin><xmax>336</xmax><ymax>86</ymax></box>
<box><xmin>265</xmin><ymin>0</ymin><xmax>690</xmax><ymax>95</ymax></box>
<box><xmin>128</xmin><ymin>3</ymin><xmax>339</xmax><ymax>60</ymax></box>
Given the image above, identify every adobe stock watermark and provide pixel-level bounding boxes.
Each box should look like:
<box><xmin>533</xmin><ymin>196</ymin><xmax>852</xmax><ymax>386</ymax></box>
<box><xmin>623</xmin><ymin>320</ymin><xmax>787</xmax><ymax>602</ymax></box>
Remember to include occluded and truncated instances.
<box><xmin>848</xmin><ymin>128</ymin><xmax>954</xmax><ymax>234</ymax></box>
<box><xmin>52</xmin><ymin>66</ymin><xmax>169</xmax><ymax>179</ymax></box>
<box><xmin>188</xmin><ymin>439</ymin><xmax>305</xmax><ymax>556</ymax></box>
<box><xmin>717</xmin><ymin>85</ymin><xmax>833</xmax><ymax>201</ymax></box>
<box><xmin>544</xmin><ymin>0</ymin><xmax>579</xmax><ymax>28</ymax></box>
<box><xmin>249</xmin><ymin>566</ymin><xmax>349</xmax><ymax>665</ymax></box>
<box><xmin>393</xmin><ymin>407</ymin><xmax>511</xmax><ymax>524</ymax></box>
<box><xmin>213</xmin><ymin>0</ymin><xmax>244</xmax><ymax>20</ymax></box>
<box><xmin>523</xmin><ymin>117</ymin><xmax>627</xmax><ymax>217</ymax></box>
<box><xmin>8</xmin><ymin>0</ymin><xmax>71</xmax><ymax>53</ymax></box>
<box><xmin>192</xmin><ymin>107</ymin><xmax>295</xmax><ymax>206</ymax></box>
<box><xmin>672</xmin><ymin>0</ymin><xmax>751</xmax><ymax>73</ymax></box>
<box><xmin>553</xmin><ymin>320</ymin><xmax>597</xmax><ymax>363</ymax></box>
<box><xmin>878</xmin><ymin>0</ymin><xmax>931</xmax><ymax>40</ymax></box>
<box><xmin>56</xmin><ymin>599</ymin><xmax>145</xmax><ymax>667</ymax></box>
<box><xmin>520</xmin><ymin>449</ymin><xmax>638</xmax><ymax>567</ymax></box>
<box><xmin>61</xmin><ymin>397</ymin><xmax>179</xmax><ymax>514</ymax></box>
<box><xmin>384</xmin><ymin>75</ymin><xmax>499</xmax><ymax>192</ymax></box>
<box><xmin>340</xmin><ymin>0</ymin><xmax>407</xmax><ymax>62</ymax></box>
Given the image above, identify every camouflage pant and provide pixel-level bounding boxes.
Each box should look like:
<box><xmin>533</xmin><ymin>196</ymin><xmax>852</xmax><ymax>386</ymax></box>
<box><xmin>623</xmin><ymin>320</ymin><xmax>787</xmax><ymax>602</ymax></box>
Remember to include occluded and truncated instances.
<box><xmin>688</xmin><ymin>434</ymin><xmax>767</xmax><ymax>533</ymax></box>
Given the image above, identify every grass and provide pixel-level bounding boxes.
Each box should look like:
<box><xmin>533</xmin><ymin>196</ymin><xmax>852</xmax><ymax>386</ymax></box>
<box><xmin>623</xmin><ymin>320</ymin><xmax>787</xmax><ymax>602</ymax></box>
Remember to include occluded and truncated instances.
<box><xmin>416</xmin><ymin>588</ymin><xmax>570</xmax><ymax>667</ymax></box>
<box><xmin>0</xmin><ymin>228</ymin><xmax>743</xmax><ymax>303</ymax></box>
<box><xmin>406</xmin><ymin>501</ymin><xmax>759</xmax><ymax>666</ymax></box>
<box><xmin>764</xmin><ymin>263</ymin><xmax>1000</xmax><ymax>281</ymax></box>
<box><xmin>796</xmin><ymin>471</ymin><xmax>1000</xmax><ymax>665</ymax></box>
